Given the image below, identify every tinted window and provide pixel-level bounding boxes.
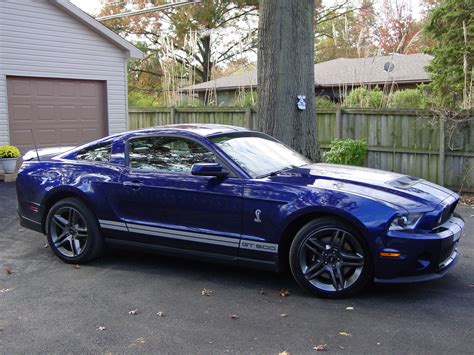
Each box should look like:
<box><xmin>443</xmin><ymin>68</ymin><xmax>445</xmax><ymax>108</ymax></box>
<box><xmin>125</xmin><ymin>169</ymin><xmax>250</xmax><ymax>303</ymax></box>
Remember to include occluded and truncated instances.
<box><xmin>76</xmin><ymin>143</ymin><xmax>111</xmax><ymax>162</ymax></box>
<box><xmin>128</xmin><ymin>136</ymin><xmax>217</xmax><ymax>173</ymax></box>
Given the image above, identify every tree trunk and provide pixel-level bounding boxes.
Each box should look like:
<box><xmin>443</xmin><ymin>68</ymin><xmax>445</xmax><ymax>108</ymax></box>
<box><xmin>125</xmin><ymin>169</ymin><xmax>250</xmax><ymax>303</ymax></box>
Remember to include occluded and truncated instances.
<box><xmin>199</xmin><ymin>34</ymin><xmax>214</xmax><ymax>105</ymax></box>
<box><xmin>257</xmin><ymin>0</ymin><xmax>319</xmax><ymax>161</ymax></box>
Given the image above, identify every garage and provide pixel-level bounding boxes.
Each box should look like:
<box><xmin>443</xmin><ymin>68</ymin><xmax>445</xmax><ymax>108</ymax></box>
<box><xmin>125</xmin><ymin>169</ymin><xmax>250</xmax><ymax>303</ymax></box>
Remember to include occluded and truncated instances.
<box><xmin>0</xmin><ymin>0</ymin><xmax>143</xmax><ymax>160</ymax></box>
<box><xmin>7</xmin><ymin>77</ymin><xmax>107</xmax><ymax>153</ymax></box>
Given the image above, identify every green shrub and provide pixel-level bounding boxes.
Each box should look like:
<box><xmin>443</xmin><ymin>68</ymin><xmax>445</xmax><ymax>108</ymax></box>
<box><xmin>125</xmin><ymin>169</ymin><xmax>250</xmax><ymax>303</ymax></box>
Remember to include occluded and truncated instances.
<box><xmin>175</xmin><ymin>96</ymin><xmax>203</xmax><ymax>107</ymax></box>
<box><xmin>343</xmin><ymin>87</ymin><xmax>383</xmax><ymax>108</ymax></box>
<box><xmin>315</xmin><ymin>96</ymin><xmax>336</xmax><ymax>109</ymax></box>
<box><xmin>128</xmin><ymin>92</ymin><xmax>160</xmax><ymax>108</ymax></box>
<box><xmin>233</xmin><ymin>90</ymin><xmax>257</xmax><ymax>107</ymax></box>
<box><xmin>387</xmin><ymin>89</ymin><xmax>429</xmax><ymax>109</ymax></box>
<box><xmin>323</xmin><ymin>139</ymin><xmax>368</xmax><ymax>166</ymax></box>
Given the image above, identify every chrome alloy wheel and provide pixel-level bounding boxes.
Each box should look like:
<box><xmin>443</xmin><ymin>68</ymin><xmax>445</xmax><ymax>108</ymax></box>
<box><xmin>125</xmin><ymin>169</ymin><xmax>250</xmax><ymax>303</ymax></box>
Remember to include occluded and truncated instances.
<box><xmin>298</xmin><ymin>228</ymin><xmax>365</xmax><ymax>292</ymax></box>
<box><xmin>50</xmin><ymin>207</ymin><xmax>89</xmax><ymax>258</ymax></box>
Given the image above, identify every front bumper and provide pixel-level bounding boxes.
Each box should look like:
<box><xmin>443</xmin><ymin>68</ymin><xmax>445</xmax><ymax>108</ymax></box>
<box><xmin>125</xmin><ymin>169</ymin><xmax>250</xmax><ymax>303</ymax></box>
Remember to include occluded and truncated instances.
<box><xmin>374</xmin><ymin>215</ymin><xmax>463</xmax><ymax>283</ymax></box>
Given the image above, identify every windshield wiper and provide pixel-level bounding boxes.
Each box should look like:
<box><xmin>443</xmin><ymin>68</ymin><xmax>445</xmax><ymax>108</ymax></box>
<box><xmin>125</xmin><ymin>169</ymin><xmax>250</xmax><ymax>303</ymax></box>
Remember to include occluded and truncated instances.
<box><xmin>256</xmin><ymin>165</ymin><xmax>297</xmax><ymax>179</ymax></box>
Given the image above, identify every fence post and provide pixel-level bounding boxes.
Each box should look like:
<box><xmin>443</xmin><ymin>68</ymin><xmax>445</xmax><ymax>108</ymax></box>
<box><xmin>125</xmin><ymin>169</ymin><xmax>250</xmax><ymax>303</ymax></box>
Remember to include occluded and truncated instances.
<box><xmin>245</xmin><ymin>108</ymin><xmax>252</xmax><ymax>129</ymax></box>
<box><xmin>170</xmin><ymin>107</ymin><xmax>177</xmax><ymax>124</ymax></box>
<box><xmin>335</xmin><ymin>104</ymin><xmax>342</xmax><ymax>139</ymax></box>
<box><xmin>438</xmin><ymin>117</ymin><xmax>445</xmax><ymax>186</ymax></box>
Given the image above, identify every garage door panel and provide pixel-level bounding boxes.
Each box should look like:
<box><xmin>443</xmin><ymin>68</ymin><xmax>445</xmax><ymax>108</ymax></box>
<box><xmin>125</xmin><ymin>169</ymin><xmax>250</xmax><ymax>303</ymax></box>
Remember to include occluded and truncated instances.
<box><xmin>82</xmin><ymin>128</ymin><xmax>102</xmax><ymax>142</ymax></box>
<box><xmin>10</xmin><ymin>80</ymin><xmax>32</xmax><ymax>96</ymax></box>
<box><xmin>36</xmin><ymin>81</ymin><xmax>55</xmax><ymax>97</ymax></box>
<box><xmin>80</xmin><ymin>83</ymin><xmax>98</xmax><ymax>97</ymax></box>
<box><xmin>11</xmin><ymin>130</ymin><xmax>35</xmax><ymax>146</ymax></box>
<box><xmin>59</xmin><ymin>129</ymin><xmax>81</xmax><ymax>144</ymax></box>
<box><xmin>35</xmin><ymin>129</ymin><xmax>57</xmax><ymax>146</ymax></box>
<box><xmin>7</xmin><ymin>76</ymin><xmax>107</xmax><ymax>154</ymax></box>
<box><xmin>9</xmin><ymin>105</ymin><xmax>33</xmax><ymax>121</ymax></box>
<box><xmin>58</xmin><ymin>106</ymin><xmax>78</xmax><ymax>121</ymax></box>
<box><xmin>37</xmin><ymin>105</ymin><xmax>56</xmax><ymax>121</ymax></box>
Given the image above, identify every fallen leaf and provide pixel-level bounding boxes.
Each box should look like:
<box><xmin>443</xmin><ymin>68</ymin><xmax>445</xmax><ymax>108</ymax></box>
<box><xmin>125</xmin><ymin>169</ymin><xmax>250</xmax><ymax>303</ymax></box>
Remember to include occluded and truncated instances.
<box><xmin>313</xmin><ymin>344</ymin><xmax>327</xmax><ymax>351</ymax></box>
<box><xmin>4</xmin><ymin>265</ymin><xmax>13</xmax><ymax>275</ymax></box>
<box><xmin>18</xmin><ymin>228</ymin><xmax>24</xmax><ymax>232</ymax></box>
<box><xmin>280</xmin><ymin>313</ymin><xmax>288</xmax><ymax>317</ymax></box>
<box><xmin>339</xmin><ymin>346</ymin><xmax>345</xmax><ymax>349</ymax></box>
<box><xmin>129</xmin><ymin>337</ymin><xmax>146</xmax><ymax>348</ymax></box>
<box><xmin>279</xmin><ymin>288</ymin><xmax>291</xmax><ymax>297</ymax></box>
<box><xmin>156</xmin><ymin>311</ymin><xmax>165</xmax><ymax>317</ymax></box>
<box><xmin>128</xmin><ymin>309</ymin><xmax>138</xmax><ymax>315</ymax></box>
<box><xmin>377</xmin><ymin>342</ymin><xmax>381</xmax><ymax>345</ymax></box>
<box><xmin>230</xmin><ymin>314</ymin><xmax>239</xmax><ymax>319</ymax></box>
<box><xmin>279</xmin><ymin>351</ymin><xmax>290</xmax><ymax>355</ymax></box>
<box><xmin>43</xmin><ymin>244</ymin><xmax>49</xmax><ymax>248</ymax></box>
<box><xmin>73</xmin><ymin>264</ymin><xmax>80</xmax><ymax>269</ymax></box>
<box><xmin>339</xmin><ymin>332</ymin><xmax>352</xmax><ymax>337</ymax></box>
<box><xmin>0</xmin><ymin>288</ymin><xmax>13</xmax><ymax>294</ymax></box>
<box><xmin>96</xmin><ymin>326</ymin><xmax>106</xmax><ymax>331</ymax></box>
<box><xmin>201</xmin><ymin>288</ymin><xmax>212</xmax><ymax>296</ymax></box>
<box><xmin>259</xmin><ymin>289</ymin><xmax>266</xmax><ymax>295</ymax></box>
<box><xmin>346</xmin><ymin>306</ymin><xmax>354</xmax><ymax>310</ymax></box>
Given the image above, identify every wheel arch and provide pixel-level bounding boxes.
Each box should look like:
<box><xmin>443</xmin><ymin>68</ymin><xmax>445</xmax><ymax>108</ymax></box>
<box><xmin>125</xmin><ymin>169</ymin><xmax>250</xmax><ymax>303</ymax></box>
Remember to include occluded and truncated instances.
<box><xmin>276</xmin><ymin>208</ymin><xmax>370</xmax><ymax>271</ymax></box>
<box><xmin>41</xmin><ymin>187</ymin><xmax>97</xmax><ymax>234</ymax></box>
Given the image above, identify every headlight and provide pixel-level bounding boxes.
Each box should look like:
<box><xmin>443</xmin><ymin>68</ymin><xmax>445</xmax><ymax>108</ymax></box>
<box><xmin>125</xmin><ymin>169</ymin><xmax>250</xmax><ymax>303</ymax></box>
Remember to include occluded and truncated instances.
<box><xmin>389</xmin><ymin>213</ymin><xmax>424</xmax><ymax>231</ymax></box>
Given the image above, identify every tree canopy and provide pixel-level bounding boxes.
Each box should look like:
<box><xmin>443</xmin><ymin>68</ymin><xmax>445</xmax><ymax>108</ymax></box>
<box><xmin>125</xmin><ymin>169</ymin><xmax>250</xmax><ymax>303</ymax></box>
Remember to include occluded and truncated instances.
<box><xmin>424</xmin><ymin>0</ymin><xmax>474</xmax><ymax>109</ymax></box>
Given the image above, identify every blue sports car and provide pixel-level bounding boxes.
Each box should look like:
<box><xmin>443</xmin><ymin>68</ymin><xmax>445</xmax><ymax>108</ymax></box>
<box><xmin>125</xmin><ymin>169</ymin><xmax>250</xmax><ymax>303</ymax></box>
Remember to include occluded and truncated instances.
<box><xmin>16</xmin><ymin>124</ymin><xmax>463</xmax><ymax>298</ymax></box>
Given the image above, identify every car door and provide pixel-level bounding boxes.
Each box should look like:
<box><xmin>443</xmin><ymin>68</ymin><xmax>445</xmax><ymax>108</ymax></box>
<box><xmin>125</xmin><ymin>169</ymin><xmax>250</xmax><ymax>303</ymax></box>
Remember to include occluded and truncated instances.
<box><xmin>113</xmin><ymin>134</ymin><xmax>243</xmax><ymax>256</ymax></box>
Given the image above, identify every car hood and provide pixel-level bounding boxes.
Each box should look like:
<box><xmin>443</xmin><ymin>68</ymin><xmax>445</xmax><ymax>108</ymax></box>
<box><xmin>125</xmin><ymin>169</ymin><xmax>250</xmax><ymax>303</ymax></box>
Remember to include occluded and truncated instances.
<box><xmin>272</xmin><ymin>163</ymin><xmax>457</xmax><ymax>211</ymax></box>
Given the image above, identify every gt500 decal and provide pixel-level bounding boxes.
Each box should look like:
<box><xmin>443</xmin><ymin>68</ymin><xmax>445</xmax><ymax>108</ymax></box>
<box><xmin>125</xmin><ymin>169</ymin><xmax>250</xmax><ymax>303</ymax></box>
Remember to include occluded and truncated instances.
<box><xmin>240</xmin><ymin>240</ymin><xmax>278</xmax><ymax>253</ymax></box>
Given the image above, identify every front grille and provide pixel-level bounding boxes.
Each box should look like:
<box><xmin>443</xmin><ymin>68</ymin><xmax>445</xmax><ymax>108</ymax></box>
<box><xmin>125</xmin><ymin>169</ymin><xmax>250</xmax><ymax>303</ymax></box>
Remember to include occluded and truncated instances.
<box><xmin>439</xmin><ymin>244</ymin><xmax>454</xmax><ymax>262</ymax></box>
<box><xmin>439</xmin><ymin>243</ymin><xmax>457</xmax><ymax>268</ymax></box>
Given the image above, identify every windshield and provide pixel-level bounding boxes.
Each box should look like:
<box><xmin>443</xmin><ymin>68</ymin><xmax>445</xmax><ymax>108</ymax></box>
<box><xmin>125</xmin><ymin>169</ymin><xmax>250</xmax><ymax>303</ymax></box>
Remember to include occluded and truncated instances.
<box><xmin>210</xmin><ymin>133</ymin><xmax>311</xmax><ymax>178</ymax></box>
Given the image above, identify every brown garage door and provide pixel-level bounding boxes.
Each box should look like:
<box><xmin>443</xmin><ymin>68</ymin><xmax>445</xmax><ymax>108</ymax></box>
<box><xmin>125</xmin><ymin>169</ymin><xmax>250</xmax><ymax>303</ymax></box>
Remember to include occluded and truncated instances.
<box><xmin>7</xmin><ymin>76</ymin><xmax>107</xmax><ymax>154</ymax></box>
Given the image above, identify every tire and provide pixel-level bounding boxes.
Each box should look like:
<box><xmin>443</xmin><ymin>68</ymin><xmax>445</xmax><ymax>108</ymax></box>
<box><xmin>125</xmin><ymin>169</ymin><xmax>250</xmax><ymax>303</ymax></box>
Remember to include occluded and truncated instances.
<box><xmin>289</xmin><ymin>217</ymin><xmax>372</xmax><ymax>298</ymax></box>
<box><xmin>45</xmin><ymin>198</ymin><xmax>104</xmax><ymax>264</ymax></box>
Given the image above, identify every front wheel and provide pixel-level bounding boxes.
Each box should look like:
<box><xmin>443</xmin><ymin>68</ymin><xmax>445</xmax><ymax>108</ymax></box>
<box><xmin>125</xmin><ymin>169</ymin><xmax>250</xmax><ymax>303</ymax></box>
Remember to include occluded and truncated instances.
<box><xmin>289</xmin><ymin>217</ymin><xmax>372</xmax><ymax>298</ymax></box>
<box><xmin>45</xmin><ymin>198</ymin><xmax>103</xmax><ymax>264</ymax></box>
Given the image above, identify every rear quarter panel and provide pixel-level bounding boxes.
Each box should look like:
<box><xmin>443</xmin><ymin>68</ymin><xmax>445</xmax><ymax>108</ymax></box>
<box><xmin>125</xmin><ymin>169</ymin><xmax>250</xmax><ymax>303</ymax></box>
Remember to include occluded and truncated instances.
<box><xmin>17</xmin><ymin>160</ymin><xmax>123</xmax><ymax>230</ymax></box>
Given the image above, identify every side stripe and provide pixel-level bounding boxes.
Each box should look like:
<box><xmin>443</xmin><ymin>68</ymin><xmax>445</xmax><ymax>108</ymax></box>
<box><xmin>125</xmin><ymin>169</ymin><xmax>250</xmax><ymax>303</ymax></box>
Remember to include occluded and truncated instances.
<box><xmin>127</xmin><ymin>227</ymin><xmax>238</xmax><ymax>248</ymax></box>
<box><xmin>98</xmin><ymin>219</ymin><xmax>278</xmax><ymax>253</ymax></box>
<box><xmin>127</xmin><ymin>223</ymin><xmax>240</xmax><ymax>244</ymax></box>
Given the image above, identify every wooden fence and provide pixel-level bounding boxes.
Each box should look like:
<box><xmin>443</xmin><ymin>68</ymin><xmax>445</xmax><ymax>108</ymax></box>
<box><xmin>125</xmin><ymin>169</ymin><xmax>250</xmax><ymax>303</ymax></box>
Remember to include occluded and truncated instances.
<box><xmin>129</xmin><ymin>107</ymin><xmax>474</xmax><ymax>191</ymax></box>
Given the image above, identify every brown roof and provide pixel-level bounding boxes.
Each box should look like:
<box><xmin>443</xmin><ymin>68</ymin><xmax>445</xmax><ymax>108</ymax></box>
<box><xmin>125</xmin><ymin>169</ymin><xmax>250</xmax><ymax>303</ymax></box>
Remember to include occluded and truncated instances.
<box><xmin>183</xmin><ymin>53</ymin><xmax>432</xmax><ymax>92</ymax></box>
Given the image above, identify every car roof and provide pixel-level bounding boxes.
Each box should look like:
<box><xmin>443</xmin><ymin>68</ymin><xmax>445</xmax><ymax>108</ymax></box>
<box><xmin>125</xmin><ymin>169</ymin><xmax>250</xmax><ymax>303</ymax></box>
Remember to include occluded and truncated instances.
<box><xmin>133</xmin><ymin>124</ymin><xmax>250</xmax><ymax>137</ymax></box>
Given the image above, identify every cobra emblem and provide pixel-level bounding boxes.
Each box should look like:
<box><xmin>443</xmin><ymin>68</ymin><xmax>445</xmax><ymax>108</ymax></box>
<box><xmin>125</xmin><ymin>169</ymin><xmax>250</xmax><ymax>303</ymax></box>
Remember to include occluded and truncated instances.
<box><xmin>254</xmin><ymin>209</ymin><xmax>262</xmax><ymax>223</ymax></box>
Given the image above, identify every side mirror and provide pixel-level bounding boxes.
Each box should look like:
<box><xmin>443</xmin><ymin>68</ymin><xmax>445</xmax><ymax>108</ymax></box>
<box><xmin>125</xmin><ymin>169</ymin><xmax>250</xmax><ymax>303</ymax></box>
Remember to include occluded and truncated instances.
<box><xmin>191</xmin><ymin>163</ymin><xmax>228</xmax><ymax>178</ymax></box>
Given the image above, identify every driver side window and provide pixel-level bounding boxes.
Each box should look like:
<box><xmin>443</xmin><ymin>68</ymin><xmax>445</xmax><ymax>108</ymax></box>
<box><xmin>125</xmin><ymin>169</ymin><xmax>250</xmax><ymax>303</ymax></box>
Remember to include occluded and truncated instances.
<box><xmin>128</xmin><ymin>136</ymin><xmax>217</xmax><ymax>174</ymax></box>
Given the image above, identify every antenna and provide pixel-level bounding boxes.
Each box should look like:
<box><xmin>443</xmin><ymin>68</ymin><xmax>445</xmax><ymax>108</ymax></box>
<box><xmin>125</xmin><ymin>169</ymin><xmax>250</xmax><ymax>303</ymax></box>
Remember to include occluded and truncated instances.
<box><xmin>30</xmin><ymin>129</ymin><xmax>41</xmax><ymax>161</ymax></box>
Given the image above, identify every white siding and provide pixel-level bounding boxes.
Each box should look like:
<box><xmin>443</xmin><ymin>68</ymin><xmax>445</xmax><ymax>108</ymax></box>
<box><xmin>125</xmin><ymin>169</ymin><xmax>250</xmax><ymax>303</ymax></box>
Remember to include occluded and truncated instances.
<box><xmin>0</xmin><ymin>0</ymin><xmax>129</xmax><ymax>145</ymax></box>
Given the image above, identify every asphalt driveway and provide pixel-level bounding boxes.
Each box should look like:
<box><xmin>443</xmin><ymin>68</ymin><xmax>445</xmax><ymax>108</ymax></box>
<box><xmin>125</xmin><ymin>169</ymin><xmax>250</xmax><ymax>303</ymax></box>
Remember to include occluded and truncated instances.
<box><xmin>1</xmin><ymin>181</ymin><xmax>473</xmax><ymax>354</ymax></box>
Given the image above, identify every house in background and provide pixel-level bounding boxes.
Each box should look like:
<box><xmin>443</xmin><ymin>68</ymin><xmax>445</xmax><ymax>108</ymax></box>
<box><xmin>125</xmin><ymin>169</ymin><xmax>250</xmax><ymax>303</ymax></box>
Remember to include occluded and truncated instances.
<box><xmin>0</xmin><ymin>0</ymin><xmax>143</xmax><ymax>154</ymax></box>
<box><xmin>183</xmin><ymin>54</ymin><xmax>433</xmax><ymax>106</ymax></box>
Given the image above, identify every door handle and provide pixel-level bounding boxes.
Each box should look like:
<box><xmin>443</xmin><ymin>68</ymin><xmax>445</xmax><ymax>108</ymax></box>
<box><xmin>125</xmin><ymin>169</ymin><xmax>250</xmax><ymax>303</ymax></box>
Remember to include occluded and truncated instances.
<box><xmin>122</xmin><ymin>180</ymin><xmax>142</xmax><ymax>190</ymax></box>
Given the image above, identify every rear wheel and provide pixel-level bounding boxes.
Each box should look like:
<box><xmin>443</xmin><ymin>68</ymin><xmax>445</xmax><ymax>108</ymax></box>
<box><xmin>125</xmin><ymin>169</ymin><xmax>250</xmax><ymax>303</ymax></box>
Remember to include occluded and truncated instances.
<box><xmin>46</xmin><ymin>198</ymin><xmax>103</xmax><ymax>264</ymax></box>
<box><xmin>289</xmin><ymin>217</ymin><xmax>372</xmax><ymax>298</ymax></box>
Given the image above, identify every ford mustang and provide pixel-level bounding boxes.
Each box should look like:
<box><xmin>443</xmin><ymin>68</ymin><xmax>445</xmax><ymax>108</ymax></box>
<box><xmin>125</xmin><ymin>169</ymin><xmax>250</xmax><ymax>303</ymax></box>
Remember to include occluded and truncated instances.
<box><xmin>16</xmin><ymin>124</ymin><xmax>463</xmax><ymax>298</ymax></box>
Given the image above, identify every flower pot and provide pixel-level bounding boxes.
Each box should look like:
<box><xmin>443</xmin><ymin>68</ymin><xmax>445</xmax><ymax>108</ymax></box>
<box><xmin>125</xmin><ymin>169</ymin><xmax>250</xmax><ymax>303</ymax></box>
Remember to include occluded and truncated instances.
<box><xmin>2</xmin><ymin>158</ymin><xmax>18</xmax><ymax>174</ymax></box>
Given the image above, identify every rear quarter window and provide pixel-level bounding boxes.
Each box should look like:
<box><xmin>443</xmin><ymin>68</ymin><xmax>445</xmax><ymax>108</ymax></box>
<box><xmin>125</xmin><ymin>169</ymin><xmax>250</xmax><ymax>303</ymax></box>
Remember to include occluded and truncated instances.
<box><xmin>75</xmin><ymin>143</ymin><xmax>111</xmax><ymax>162</ymax></box>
